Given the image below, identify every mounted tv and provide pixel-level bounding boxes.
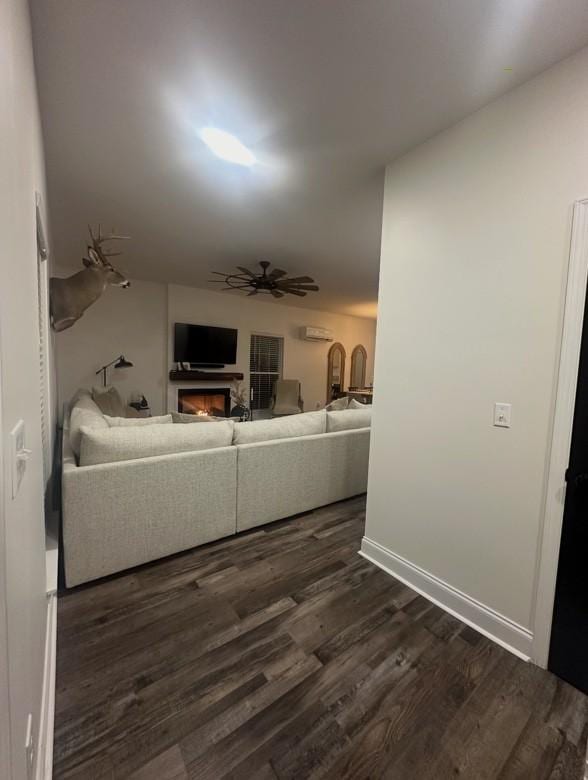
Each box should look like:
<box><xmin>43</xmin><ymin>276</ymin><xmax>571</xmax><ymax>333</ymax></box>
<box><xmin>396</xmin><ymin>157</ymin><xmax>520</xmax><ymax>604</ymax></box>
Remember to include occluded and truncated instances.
<box><xmin>174</xmin><ymin>323</ymin><xmax>238</xmax><ymax>367</ymax></box>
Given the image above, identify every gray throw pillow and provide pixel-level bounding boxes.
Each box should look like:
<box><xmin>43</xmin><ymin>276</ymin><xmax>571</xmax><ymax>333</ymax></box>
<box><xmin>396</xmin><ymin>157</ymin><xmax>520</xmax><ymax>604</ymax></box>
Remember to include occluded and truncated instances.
<box><xmin>325</xmin><ymin>396</ymin><xmax>349</xmax><ymax>411</ymax></box>
<box><xmin>348</xmin><ymin>398</ymin><xmax>369</xmax><ymax>409</ymax></box>
<box><xmin>92</xmin><ymin>386</ymin><xmax>126</xmax><ymax>417</ymax></box>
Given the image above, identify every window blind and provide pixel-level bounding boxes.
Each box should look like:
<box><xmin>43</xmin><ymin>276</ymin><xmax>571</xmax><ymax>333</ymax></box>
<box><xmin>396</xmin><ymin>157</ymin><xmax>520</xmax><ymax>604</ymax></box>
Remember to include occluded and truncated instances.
<box><xmin>249</xmin><ymin>334</ymin><xmax>283</xmax><ymax>410</ymax></box>
<box><xmin>37</xmin><ymin>253</ymin><xmax>51</xmax><ymax>483</ymax></box>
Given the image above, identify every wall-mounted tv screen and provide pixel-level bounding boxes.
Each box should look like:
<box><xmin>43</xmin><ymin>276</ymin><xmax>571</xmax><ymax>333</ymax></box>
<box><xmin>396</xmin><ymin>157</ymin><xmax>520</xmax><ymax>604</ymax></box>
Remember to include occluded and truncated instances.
<box><xmin>174</xmin><ymin>323</ymin><xmax>238</xmax><ymax>366</ymax></box>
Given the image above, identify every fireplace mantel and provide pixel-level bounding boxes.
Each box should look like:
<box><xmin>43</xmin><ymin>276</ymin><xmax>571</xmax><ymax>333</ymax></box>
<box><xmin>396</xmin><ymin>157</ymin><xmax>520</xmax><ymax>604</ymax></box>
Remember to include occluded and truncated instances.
<box><xmin>169</xmin><ymin>370</ymin><xmax>244</xmax><ymax>382</ymax></box>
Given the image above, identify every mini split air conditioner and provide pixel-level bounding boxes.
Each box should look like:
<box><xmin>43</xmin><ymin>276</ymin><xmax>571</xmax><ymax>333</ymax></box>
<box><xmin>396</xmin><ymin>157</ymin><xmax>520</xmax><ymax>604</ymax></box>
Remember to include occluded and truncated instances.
<box><xmin>300</xmin><ymin>326</ymin><xmax>334</xmax><ymax>342</ymax></box>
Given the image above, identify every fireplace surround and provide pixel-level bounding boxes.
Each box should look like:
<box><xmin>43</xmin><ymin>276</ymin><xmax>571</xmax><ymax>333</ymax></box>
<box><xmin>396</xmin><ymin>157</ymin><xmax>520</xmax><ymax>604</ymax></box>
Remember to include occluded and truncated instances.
<box><xmin>177</xmin><ymin>388</ymin><xmax>231</xmax><ymax>417</ymax></box>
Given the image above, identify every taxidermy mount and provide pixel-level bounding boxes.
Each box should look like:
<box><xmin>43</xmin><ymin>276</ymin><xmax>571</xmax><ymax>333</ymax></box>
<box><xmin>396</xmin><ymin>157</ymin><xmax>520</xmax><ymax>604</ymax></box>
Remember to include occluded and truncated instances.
<box><xmin>50</xmin><ymin>225</ymin><xmax>130</xmax><ymax>332</ymax></box>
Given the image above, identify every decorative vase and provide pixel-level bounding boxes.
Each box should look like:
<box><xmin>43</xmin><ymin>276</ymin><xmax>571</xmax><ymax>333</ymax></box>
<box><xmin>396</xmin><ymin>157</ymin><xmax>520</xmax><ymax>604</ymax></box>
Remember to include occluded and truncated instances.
<box><xmin>230</xmin><ymin>404</ymin><xmax>249</xmax><ymax>421</ymax></box>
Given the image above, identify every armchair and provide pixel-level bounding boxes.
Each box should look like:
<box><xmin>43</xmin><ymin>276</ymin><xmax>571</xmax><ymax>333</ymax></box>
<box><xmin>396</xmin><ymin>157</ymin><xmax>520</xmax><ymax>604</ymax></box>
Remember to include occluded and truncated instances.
<box><xmin>270</xmin><ymin>379</ymin><xmax>304</xmax><ymax>416</ymax></box>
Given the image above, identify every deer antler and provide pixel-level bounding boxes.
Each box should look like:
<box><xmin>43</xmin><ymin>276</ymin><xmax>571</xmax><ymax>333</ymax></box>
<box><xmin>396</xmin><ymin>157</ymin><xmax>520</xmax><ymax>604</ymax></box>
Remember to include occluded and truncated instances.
<box><xmin>88</xmin><ymin>224</ymin><xmax>130</xmax><ymax>263</ymax></box>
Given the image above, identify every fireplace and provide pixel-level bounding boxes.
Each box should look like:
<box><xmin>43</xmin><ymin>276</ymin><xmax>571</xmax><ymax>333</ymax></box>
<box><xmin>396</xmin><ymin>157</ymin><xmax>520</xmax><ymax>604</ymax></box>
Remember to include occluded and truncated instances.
<box><xmin>177</xmin><ymin>388</ymin><xmax>231</xmax><ymax>418</ymax></box>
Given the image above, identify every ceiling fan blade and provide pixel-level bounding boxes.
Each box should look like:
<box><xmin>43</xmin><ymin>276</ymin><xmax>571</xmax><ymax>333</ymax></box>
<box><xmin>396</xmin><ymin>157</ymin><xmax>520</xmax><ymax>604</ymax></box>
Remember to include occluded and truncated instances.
<box><xmin>237</xmin><ymin>266</ymin><xmax>258</xmax><ymax>278</ymax></box>
<box><xmin>211</xmin><ymin>271</ymin><xmax>232</xmax><ymax>276</ymax></box>
<box><xmin>277</xmin><ymin>283</ymin><xmax>320</xmax><ymax>292</ymax></box>
<box><xmin>284</xmin><ymin>289</ymin><xmax>307</xmax><ymax>297</ymax></box>
<box><xmin>271</xmin><ymin>289</ymin><xmax>284</xmax><ymax>298</ymax></box>
<box><xmin>267</xmin><ymin>268</ymin><xmax>287</xmax><ymax>280</ymax></box>
<box><xmin>281</xmin><ymin>276</ymin><xmax>314</xmax><ymax>284</ymax></box>
<box><xmin>247</xmin><ymin>289</ymin><xmax>259</xmax><ymax>296</ymax></box>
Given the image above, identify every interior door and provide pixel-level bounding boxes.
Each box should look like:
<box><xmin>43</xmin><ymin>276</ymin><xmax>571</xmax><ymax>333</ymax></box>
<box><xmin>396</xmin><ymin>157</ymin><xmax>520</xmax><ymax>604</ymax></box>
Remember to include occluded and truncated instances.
<box><xmin>549</xmin><ymin>283</ymin><xmax>588</xmax><ymax>693</ymax></box>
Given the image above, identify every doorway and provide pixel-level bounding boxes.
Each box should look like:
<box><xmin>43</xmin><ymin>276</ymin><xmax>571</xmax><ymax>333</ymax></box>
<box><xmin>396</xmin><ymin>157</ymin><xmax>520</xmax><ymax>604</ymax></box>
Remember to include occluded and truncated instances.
<box><xmin>533</xmin><ymin>199</ymin><xmax>588</xmax><ymax>690</ymax></box>
<box><xmin>549</xmin><ymin>263</ymin><xmax>588</xmax><ymax>692</ymax></box>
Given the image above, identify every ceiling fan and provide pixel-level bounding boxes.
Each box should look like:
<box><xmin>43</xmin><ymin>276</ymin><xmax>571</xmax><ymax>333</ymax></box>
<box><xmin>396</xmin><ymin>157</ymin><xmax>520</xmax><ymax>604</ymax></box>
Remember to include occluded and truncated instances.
<box><xmin>210</xmin><ymin>261</ymin><xmax>319</xmax><ymax>299</ymax></box>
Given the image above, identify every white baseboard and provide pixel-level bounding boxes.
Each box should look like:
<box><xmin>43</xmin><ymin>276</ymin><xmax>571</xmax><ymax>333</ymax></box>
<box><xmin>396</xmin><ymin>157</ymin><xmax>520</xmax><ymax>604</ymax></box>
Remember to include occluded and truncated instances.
<box><xmin>36</xmin><ymin>592</ymin><xmax>57</xmax><ymax>780</ymax></box>
<box><xmin>360</xmin><ymin>536</ymin><xmax>533</xmax><ymax>661</ymax></box>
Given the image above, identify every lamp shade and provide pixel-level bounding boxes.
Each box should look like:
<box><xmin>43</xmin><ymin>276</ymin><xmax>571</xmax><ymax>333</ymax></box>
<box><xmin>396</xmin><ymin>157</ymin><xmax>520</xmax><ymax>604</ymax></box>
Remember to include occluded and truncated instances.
<box><xmin>114</xmin><ymin>355</ymin><xmax>133</xmax><ymax>369</ymax></box>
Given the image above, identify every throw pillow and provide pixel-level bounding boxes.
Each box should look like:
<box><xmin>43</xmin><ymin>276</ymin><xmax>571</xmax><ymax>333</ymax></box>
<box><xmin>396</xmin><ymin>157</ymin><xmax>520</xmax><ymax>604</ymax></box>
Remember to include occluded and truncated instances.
<box><xmin>326</xmin><ymin>408</ymin><xmax>371</xmax><ymax>432</ymax></box>
<box><xmin>232</xmin><ymin>410</ymin><xmax>326</xmax><ymax>445</ymax></box>
<box><xmin>348</xmin><ymin>398</ymin><xmax>369</xmax><ymax>409</ymax></box>
<box><xmin>79</xmin><ymin>420</ymin><xmax>235</xmax><ymax>466</ymax></box>
<box><xmin>92</xmin><ymin>386</ymin><xmax>126</xmax><ymax>417</ymax></box>
<box><xmin>325</xmin><ymin>396</ymin><xmax>349</xmax><ymax>411</ymax></box>
<box><xmin>104</xmin><ymin>414</ymin><xmax>172</xmax><ymax>427</ymax></box>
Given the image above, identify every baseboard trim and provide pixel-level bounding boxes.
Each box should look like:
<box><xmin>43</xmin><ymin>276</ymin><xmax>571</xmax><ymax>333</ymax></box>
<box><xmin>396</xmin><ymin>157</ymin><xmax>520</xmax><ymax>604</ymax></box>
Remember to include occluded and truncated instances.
<box><xmin>36</xmin><ymin>592</ymin><xmax>57</xmax><ymax>780</ymax></box>
<box><xmin>360</xmin><ymin>536</ymin><xmax>533</xmax><ymax>661</ymax></box>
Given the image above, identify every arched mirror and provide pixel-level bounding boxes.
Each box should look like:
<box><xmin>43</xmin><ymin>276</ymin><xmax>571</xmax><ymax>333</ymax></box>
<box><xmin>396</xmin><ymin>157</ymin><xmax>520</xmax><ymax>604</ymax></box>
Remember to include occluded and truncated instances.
<box><xmin>350</xmin><ymin>344</ymin><xmax>367</xmax><ymax>390</ymax></box>
<box><xmin>326</xmin><ymin>342</ymin><xmax>346</xmax><ymax>403</ymax></box>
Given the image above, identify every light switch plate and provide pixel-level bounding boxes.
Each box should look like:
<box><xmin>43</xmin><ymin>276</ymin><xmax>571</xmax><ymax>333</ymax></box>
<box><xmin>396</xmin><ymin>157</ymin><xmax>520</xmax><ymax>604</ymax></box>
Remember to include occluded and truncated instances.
<box><xmin>10</xmin><ymin>419</ymin><xmax>27</xmax><ymax>499</ymax></box>
<box><xmin>494</xmin><ymin>402</ymin><xmax>512</xmax><ymax>428</ymax></box>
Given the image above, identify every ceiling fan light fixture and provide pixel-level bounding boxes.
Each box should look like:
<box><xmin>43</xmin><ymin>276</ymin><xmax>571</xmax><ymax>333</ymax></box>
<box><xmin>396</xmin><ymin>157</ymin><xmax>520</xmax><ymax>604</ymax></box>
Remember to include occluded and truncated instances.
<box><xmin>209</xmin><ymin>261</ymin><xmax>319</xmax><ymax>299</ymax></box>
<box><xmin>199</xmin><ymin>127</ymin><xmax>256</xmax><ymax>167</ymax></box>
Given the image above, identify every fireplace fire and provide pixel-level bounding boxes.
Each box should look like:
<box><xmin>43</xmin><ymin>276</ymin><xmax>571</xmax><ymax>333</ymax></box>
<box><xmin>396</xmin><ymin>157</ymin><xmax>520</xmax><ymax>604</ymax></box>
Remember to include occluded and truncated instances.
<box><xmin>177</xmin><ymin>388</ymin><xmax>231</xmax><ymax>418</ymax></box>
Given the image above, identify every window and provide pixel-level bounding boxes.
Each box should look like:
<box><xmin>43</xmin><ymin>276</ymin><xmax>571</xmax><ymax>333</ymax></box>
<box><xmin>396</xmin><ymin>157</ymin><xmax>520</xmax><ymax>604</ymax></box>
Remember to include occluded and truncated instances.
<box><xmin>249</xmin><ymin>334</ymin><xmax>283</xmax><ymax>410</ymax></box>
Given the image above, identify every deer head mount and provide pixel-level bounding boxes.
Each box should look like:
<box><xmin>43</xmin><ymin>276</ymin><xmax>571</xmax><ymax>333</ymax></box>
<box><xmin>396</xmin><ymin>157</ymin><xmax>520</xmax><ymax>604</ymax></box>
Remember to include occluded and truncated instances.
<box><xmin>50</xmin><ymin>226</ymin><xmax>131</xmax><ymax>332</ymax></box>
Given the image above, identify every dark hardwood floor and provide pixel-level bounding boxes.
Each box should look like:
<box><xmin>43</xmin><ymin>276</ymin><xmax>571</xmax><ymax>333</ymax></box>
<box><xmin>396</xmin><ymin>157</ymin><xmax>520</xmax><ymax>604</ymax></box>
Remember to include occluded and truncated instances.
<box><xmin>54</xmin><ymin>495</ymin><xmax>588</xmax><ymax>779</ymax></box>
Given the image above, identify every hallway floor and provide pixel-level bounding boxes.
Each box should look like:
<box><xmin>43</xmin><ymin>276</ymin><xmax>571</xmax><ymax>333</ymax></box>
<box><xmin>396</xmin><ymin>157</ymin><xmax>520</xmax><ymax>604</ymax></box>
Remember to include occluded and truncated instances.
<box><xmin>54</xmin><ymin>495</ymin><xmax>588</xmax><ymax>779</ymax></box>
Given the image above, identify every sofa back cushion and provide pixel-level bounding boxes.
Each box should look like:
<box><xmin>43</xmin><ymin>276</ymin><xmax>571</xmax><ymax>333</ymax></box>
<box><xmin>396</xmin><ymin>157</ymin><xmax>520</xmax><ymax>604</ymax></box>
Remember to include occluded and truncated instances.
<box><xmin>326</xmin><ymin>408</ymin><xmax>371</xmax><ymax>432</ymax></box>
<box><xmin>232</xmin><ymin>409</ymin><xmax>326</xmax><ymax>445</ymax></box>
<box><xmin>171</xmin><ymin>411</ymin><xmax>226</xmax><ymax>423</ymax></box>
<box><xmin>105</xmin><ymin>414</ymin><xmax>172</xmax><ymax>427</ymax></box>
<box><xmin>79</xmin><ymin>420</ymin><xmax>234</xmax><ymax>466</ymax></box>
<box><xmin>69</xmin><ymin>392</ymin><xmax>109</xmax><ymax>457</ymax></box>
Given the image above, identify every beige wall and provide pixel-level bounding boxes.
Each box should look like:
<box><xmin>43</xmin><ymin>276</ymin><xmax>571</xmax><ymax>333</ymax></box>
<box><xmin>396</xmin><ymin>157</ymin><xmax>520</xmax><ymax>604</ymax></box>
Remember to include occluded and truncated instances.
<box><xmin>167</xmin><ymin>285</ymin><xmax>376</xmax><ymax>413</ymax></box>
<box><xmin>55</xmin><ymin>277</ymin><xmax>168</xmax><ymax>416</ymax></box>
<box><xmin>0</xmin><ymin>0</ymin><xmax>53</xmax><ymax>776</ymax></box>
<box><xmin>54</xmin><ymin>280</ymin><xmax>376</xmax><ymax>416</ymax></box>
<box><xmin>366</xmin><ymin>46</ymin><xmax>588</xmax><ymax>643</ymax></box>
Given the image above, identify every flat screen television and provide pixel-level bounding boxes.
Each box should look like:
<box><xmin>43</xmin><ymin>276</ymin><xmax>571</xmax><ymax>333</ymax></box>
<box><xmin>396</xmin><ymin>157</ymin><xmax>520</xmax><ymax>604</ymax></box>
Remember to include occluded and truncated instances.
<box><xmin>174</xmin><ymin>323</ymin><xmax>238</xmax><ymax>367</ymax></box>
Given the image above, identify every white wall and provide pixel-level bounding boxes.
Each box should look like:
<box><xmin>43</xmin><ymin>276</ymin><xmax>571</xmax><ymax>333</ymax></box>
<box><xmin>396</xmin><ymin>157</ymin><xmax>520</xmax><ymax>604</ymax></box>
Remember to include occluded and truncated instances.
<box><xmin>55</xmin><ymin>276</ymin><xmax>168</xmax><ymax>416</ymax></box>
<box><xmin>365</xmin><ymin>47</ymin><xmax>588</xmax><ymax>656</ymax></box>
<box><xmin>54</xmin><ymin>279</ymin><xmax>376</xmax><ymax>416</ymax></box>
<box><xmin>167</xmin><ymin>285</ymin><xmax>376</xmax><ymax>413</ymax></box>
<box><xmin>0</xmin><ymin>0</ymin><xmax>53</xmax><ymax>776</ymax></box>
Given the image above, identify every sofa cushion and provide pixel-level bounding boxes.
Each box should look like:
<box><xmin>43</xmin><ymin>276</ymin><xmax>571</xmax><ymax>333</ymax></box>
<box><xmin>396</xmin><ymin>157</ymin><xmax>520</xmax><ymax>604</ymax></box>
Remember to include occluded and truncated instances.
<box><xmin>171</xmin><ymin>411</ymin><xmax>226</xmax><ymax>423</ymax></box>
<box><xmin>92</xmin><ymin>386</ymin><xmax>127</xmax><ymax>417</ymax></box>
<box><xmin>348</xmin><ymin>398</ymin><xmax>369</xmax><ymax>409</ymax></box>
<box><xmin>232</xmin><ymin>410</ymin><xmax>326</xmax><ymax>445</ymax></box>
<box><xmin>69</xmin><ymin>393</ymin><xmax>109</xmax><ymax>457</ymax></box>
<box><xmin>105</xmin><ymin>414</ymin><xmax>172</xmax><ymax>427</ymax></box>
<box><xmin>326</xmin><ymin>408</ymin><xmax>371</xmax><ymax>432</ymax></box>
<box><xmin>325</xmin><ymin>396</ymin><xmax>349</xmax><ymax>411</ymax></box>
<box><xmin>79</xmin><ymin>421</ymin><xmax>234</xmax><ymax>466</ymax></box>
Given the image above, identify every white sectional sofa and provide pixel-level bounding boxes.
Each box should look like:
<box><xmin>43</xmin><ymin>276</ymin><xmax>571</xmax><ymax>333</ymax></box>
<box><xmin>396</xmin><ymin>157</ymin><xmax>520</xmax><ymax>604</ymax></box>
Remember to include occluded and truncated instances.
<box><xmin>62</xmin><ymin>391</ymin><xmax>371</xmax><ymax>587</ymax></box>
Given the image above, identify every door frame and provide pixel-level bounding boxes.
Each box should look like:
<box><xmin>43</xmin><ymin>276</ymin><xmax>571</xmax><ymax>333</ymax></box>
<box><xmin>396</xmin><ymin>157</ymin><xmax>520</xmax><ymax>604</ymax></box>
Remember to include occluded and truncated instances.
<box><xmin>532</xmin><ymin>198</ymin><xmax>588</xmax><ymax>667</ymax></box>
<box><xmin>0</xmin><ymin>318</ymin><xmax>12</xmax><ymax>777</ymax></box>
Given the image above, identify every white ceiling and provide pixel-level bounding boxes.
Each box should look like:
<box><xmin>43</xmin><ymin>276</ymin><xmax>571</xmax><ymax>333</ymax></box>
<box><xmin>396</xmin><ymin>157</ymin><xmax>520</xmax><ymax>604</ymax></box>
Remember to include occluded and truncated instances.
<box><xmin>31</xmin><ymin>0</ymin><xmax>588</xmax><ymax>318</ymax></box>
